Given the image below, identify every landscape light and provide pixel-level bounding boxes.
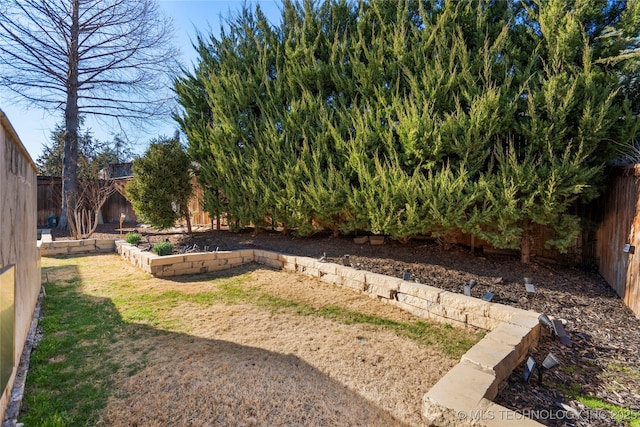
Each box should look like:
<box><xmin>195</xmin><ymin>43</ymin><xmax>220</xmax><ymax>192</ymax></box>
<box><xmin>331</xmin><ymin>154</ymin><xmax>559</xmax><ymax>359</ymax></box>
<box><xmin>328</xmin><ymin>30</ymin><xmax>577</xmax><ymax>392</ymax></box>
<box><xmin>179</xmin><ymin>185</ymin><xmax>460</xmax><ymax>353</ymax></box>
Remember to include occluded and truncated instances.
<box><xmin>538</xmin><ymin>313</ymin><xmax>553</xmax><ymax>329</ymax></box>
<box><xmin>538</xmin><ymin>352</ymin><xmax>561</xmax><ymax>383</ymax></box>
<box><xmin>524</xmin><ymin>277</ymin><xmax>535</xmax><ymax>295</ymax></box>
<box><xmin>551</xmin><ymin>319</ymin><xmax>572</xmax><ymax>347</ymax></box>
<box><xmin>538</xmin><ymin>314</ymin><xmax>572</xmax><ymax>347</ymax></box>
<box><xmin>403</xmin><ymin>271</ymin><xmax>410</xmax><ymax>281</ymax></box>
<box><xmin>464</xmin><ymin>279</ymin><xmax>477</xmax><ymax>297</ymax></box>
<box><xmin>542</xmin><ymin>352</ymin><xmax>560</xmax><ymax>370</ymax></box>
<box><xmin>523</xmin><ymin>356</ymin><xmax>537</xmax><ymax>383</ymax></box>
<box><xmin>482</xmin><ymin>292</ymin><xmax>495</xmax><ymax>302</ymax></box>
<box><xmin>343</xmin><ymin>255</ymin><xmax>350</xmax><ymax>266</ymax></box>
<box><xmin>523</xmin><ymin>353</ymin><xmax>561</xmax><ymax>385</ymax></box>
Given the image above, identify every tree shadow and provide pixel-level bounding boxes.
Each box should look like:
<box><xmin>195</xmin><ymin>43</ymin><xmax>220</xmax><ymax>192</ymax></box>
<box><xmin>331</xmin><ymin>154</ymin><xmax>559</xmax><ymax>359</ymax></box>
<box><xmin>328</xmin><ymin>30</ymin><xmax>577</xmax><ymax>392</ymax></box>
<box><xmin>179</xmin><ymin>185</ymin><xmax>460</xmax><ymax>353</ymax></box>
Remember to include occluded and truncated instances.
<box><xmin>104</xmin><ymin>325</ymin><xmax>408</xmax><ymax>427</ymax></box>
<box><xmin>25</xmin><ymin>262</ymin><xmax>410</xmax><ymax>427</ymax></box>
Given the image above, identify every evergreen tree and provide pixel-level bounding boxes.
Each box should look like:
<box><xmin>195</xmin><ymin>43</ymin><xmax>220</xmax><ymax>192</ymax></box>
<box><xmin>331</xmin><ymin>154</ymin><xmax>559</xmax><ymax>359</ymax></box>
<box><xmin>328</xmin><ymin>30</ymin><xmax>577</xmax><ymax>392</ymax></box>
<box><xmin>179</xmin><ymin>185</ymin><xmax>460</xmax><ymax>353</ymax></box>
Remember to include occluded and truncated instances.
<box><xmin>36</xmin><ymin>121</ymin><xmax>95</xmax><ymax>177</ymax></box>
<box><xmin>175</xmin><ymin>0</ymin><xmax>640</xmax><ymax>262</ymax></box>
<box><xmin>472</xmin><ymin>0</ymin><xmax>639</xmax><ymax>262</ymax></box>
<box><xmin>127</xmin><ymin>136</ymin><xmax>193</xmax><ymax>232</ymax></box>
<box><xmin>36</xmin><ymin>121</ymin><xmax>133</xmax><ymax>177</ymax></box>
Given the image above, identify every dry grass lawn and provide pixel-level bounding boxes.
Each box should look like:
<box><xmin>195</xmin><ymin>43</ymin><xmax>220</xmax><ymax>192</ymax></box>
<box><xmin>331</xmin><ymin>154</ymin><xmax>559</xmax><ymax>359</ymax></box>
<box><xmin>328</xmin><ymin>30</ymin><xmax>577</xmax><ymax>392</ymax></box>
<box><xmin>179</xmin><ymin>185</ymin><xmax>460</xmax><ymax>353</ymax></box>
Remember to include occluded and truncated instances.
<box><xmin>39</xmin><ymin>254</ymin><xmax>482</xmax><ymax>426</ymax></box>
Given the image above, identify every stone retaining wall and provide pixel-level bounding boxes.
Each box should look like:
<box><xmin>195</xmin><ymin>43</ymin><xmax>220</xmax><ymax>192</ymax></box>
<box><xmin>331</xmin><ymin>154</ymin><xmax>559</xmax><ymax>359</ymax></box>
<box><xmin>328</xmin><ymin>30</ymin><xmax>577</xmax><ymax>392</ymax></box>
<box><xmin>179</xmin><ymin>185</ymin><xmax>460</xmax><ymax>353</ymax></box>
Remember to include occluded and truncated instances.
<box><xmin>113</xmin><ymin>242</ymin><xmax>542</xmax><ymax>426</ymax></box>
<box><xmin>39</xmin><ymin>239</ymin><xmax>116</xmax><ymax>256</ymax></box>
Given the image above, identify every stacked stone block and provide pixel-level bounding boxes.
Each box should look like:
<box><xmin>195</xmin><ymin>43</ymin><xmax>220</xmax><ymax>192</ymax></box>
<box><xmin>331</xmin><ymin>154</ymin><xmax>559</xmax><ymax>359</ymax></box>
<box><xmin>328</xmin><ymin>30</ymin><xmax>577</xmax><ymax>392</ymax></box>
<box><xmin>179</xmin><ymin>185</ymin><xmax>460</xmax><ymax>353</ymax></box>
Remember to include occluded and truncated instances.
<box><xmin>40</xmin><ymin>239</ymin><xmax>115</xmax><ymax>256</ymax></box>
<box><xmin>108</xmin><ymin>242</ymin><xmax>543</xmax><ymax>426</ymax></box>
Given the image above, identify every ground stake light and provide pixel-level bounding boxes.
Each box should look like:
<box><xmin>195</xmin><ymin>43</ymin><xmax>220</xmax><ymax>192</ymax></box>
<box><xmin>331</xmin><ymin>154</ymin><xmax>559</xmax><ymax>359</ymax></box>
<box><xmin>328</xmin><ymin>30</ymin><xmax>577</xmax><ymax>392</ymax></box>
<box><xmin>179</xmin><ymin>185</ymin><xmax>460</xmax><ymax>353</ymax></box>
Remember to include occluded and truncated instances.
<box><xmin>464</xmin><ymin>279</ymin><xmax>477</xmax><ymax>297</ymax></box>
<box><xmin>538</xmin><ymin>313</ymin><xmax>553</xmax><ymax>329</ymax></box>
<box><xmin>482</xmin><ymin>292</ymin><xmax>495</xmax><ymax>302</ymax></box>
<box><xmin>523</xmin><ymin>356</ymin><xmax>537</xmax><ymax>383</ymax></box>
<box><xmin>523</xmin><ymin>352</ymin><xmax>560</xmax><ymax>384</ymax></box>
<box><xmin>538</xmin><ymin>314</ymin><xmax>572</xmax><ymax>347</ymax></box>
<box><xmin>551</xmin><ymin>320</ymin><xmax>572</xmax><ymax>347</ymax></box>
<box><xmin>538</xmin><ymin>352</ymin><xmax>560</xmax><ymax>383</ymax></box>
<box><xmin>524</xmin><ymin>277</ymin><xmax>535</xmax><ymax>295</ymax></box>
<box><xmin>542</xmin><ymin>352</ymin><xmax>560</xmax><ymax>370</ymax></box>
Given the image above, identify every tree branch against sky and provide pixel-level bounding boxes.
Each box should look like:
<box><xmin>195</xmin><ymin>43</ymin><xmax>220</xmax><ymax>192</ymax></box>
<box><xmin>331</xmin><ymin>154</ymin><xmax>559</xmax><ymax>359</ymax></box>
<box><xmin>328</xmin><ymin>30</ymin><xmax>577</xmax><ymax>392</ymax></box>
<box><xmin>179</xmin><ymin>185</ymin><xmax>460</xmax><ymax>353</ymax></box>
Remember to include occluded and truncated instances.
<box><xmin>0</xmin><ymin>0</ymin><xmax>178</xmax><ymax>118</ymax></box>
<box><xmin>0</xmin><ymin>0</ymin><xmax>179</xmax><ymax>228</ymax></box>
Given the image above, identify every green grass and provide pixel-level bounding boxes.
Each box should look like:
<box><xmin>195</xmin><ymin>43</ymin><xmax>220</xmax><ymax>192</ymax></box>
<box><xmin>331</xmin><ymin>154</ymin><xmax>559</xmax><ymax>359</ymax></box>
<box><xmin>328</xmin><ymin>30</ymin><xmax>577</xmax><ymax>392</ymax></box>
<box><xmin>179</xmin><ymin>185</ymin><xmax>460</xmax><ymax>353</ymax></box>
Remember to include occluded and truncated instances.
<box><xmin>24</xmin><ymin>256</ymin><xmax>482</xmax><ymax>425</ymax></box>
<box><xmin>564</xmin><ymin>377</ymin><xmax>640</xmax><ymax>427</ymax></box>
<box><xmin>575</xmin><ymin>395</ymin><xmax>640</xmax><ymax>427</ymax></box>
<box><xmin>20</xmin><ymin>275</ymin><xmax>127</xmax><ymax>426</ymax></box>
<box><xmin>253</xmin><ymin>292</ymin><xmax>480</xmax><ymax>358</ymax></box>
<box><xmin>108</xmin><ymin>275</ymin><xmax>253</xmax><ymax>330</ymax></box>
<box><xmin>106</xmin><ymin>278</ymin><xmax>481</xmax><ymax>358</ymax></box>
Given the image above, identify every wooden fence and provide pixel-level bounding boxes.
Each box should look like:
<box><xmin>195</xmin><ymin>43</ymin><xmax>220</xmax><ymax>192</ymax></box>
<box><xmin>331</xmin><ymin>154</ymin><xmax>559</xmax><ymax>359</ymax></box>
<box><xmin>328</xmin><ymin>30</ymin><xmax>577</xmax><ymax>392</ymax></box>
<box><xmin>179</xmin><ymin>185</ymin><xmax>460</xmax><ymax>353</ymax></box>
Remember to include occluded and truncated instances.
<box><xmin>187</xmin><ymin>178</ymin><xmax>214</xmax><ymax>226</ymax></box>
<box><xmin>37</xmin><ymin>176</ymin><xmax>214</xmax><ymax>228</ymax></box>
<box><xmin>596</xmin><ymin>166</ymin><xmax>640</xmax><ymax>318</ymax></box>
<box><xmin>1</xmin><ymin>109</ymin><xmax>41</xmax><ymax>421</ymax></box>
<box><xmin>37</xmin><ymin>176</ymin><xmax>138</xmax><ymax>226</ymax></box>
<box><xmin>37</xmin><ymin>176</ymin><xmax>61</xmax><ymax>226</ymax></box>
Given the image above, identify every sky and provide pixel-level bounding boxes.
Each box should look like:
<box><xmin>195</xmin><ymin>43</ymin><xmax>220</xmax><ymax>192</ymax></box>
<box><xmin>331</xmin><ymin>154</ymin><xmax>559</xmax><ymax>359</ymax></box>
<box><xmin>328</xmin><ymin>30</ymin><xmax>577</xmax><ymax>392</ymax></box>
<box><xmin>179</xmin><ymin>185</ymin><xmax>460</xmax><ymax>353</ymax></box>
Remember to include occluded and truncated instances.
<box><xmin>1</xmin><ymin>0</ymin><xmax>282</xmax><ymax>165</ymax></box>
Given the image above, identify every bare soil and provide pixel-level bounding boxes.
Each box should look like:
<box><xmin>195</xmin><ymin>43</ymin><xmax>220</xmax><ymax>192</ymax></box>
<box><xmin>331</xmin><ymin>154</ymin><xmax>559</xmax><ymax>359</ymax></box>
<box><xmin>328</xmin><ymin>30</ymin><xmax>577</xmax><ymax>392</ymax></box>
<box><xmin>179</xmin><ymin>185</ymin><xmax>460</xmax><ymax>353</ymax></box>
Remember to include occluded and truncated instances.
<box><xmin>52</xmin><ymin>224</ymin><xmax>640</xmax><ymax>426</ymax></box>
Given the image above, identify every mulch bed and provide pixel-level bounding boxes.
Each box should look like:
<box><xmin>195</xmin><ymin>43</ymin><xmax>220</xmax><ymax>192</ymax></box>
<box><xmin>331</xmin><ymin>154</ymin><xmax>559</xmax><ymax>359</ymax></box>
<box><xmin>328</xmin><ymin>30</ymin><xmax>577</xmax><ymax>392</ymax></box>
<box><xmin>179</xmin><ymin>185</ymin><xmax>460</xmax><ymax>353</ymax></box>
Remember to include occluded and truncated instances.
<box><xmin>51</xmin><ymin>224</ymin><xmax>640</xmax><ymax>426</ymax></box>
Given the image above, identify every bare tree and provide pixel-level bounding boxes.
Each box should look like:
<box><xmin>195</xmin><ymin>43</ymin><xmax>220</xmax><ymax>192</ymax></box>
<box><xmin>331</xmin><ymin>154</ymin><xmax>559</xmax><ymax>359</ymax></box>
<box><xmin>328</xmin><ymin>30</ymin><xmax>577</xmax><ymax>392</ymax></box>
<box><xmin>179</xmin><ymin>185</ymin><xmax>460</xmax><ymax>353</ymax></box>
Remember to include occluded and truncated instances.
<box><xmin>67</xmin><ymin>175</ymin><xmax>117</xmax><ymax>239</ymax></box>
<box><xmin>0</xmin><ymin>0</ymin><xmax>178</xmax><ymax>228</ymax></box>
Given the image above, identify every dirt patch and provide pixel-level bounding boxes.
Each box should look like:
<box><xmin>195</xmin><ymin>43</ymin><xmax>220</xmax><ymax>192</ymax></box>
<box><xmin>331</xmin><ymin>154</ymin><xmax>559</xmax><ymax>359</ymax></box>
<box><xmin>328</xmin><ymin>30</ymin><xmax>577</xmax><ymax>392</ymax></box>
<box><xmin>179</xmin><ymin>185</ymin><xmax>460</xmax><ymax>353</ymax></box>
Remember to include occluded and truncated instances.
<box><xmin>48</xmin><ymin>354</ymin><xmax>66</xmax><ymax>363</ymax></box>
<box><xmin>103</xmin><ymin>333</ymin><xmax>405</xmax><ymax>427</ymax></box>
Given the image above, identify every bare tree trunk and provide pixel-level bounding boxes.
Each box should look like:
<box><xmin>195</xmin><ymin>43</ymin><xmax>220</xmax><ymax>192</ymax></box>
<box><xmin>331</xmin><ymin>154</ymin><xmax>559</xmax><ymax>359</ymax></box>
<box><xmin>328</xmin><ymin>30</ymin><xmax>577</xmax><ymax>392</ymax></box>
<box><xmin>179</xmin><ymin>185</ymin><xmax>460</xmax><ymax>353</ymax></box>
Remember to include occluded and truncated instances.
<box><xmin>82</xmin><ymin>209</ymin><xmax>89</xmax><ymax>237</ymax></box>
<box><xmin>58</xmin><ymin>0</ymin><xmax>80</xmax><ymax>230</ymax></box>
<box><xmin>184</xmin><ymin>206</ymin><xmax>192</xmax><ymax>234</ymax></box>
<box><xmin>443</xmin><ymin>232</ymin><xmax>453</xmax><ymax>251</ymax></box>
<box><xmin>68</xmin><ymin>197</ymin><xmax>78</xmax><ymax>239</ymax></box>
<box><xmin>89</xmin><ymin>209</ymin><xmax>101</xmax><ymax>237</ymax></box>
<box><xmin>521</xmin><ymin>230</ymin><xmax>533</xmax><ymax>263</ymax></box>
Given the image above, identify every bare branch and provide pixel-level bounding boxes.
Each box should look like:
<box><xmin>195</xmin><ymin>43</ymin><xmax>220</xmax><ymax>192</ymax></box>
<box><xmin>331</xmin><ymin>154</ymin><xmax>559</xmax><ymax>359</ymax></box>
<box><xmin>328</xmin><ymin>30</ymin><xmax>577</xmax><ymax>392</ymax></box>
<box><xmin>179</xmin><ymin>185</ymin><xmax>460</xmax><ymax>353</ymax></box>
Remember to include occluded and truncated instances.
<box><xmin>0</xmin><ymin>0</ymin><xmax>178</xmax><ymax>118</ymax></box>
<box><xmin>0</xmin><ymin>0</ymin><xmax>179</xmax><ymax>230</ymax></box>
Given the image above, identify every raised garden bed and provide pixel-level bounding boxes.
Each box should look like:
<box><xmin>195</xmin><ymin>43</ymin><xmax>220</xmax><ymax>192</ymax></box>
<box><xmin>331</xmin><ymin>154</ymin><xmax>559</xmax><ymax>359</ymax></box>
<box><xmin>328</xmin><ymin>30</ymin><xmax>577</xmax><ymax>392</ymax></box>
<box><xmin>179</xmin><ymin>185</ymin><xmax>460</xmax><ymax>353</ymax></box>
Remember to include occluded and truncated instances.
<box><xmin>116</xmin><ymin>241</ymin><xmax>543</xmax><ymax>426</ymax></box>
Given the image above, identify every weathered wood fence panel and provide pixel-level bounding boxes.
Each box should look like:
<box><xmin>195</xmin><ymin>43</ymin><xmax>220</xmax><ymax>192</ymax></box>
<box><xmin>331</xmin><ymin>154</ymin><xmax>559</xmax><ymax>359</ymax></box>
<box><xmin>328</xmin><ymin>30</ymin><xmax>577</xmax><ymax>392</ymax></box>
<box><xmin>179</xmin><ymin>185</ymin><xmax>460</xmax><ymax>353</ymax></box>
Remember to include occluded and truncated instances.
<box><xmin>37</xmin><ymin>176</ymin><xmax>215</xmax><ymax>227</ymax></box>
<box><xmin>37</xmin><ymin>176</ymin><xmax>61</xmax><ymax>226</ymax></box>
<box><xmin>37</xmin><ymin>176</ymin><xmax>138</xmax><ymax>226</ymax></box>
<box><xmin>0</xmin><ymin>110</ymin><xmax>41</xmax><ymax>421</ymax></box>
<box><xmin>187</xmin><ymin>176</ymin><xmax>213</xmax><ymax>226</ymax></box>
<box><xmin>596</xmin><ymin>166</ymin><xmax>640</xmax><ymax>318</ymax></box>
<box><xmin>101</xmin><ymin>190</ymin><xmax>138</xmax><ymax>224</ymax></box>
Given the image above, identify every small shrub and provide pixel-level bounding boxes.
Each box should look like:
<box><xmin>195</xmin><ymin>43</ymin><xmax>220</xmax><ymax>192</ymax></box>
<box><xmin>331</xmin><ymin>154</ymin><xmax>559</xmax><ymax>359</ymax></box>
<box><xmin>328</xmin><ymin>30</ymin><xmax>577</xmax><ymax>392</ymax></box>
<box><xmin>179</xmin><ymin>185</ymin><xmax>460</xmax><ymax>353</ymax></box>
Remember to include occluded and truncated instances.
<box><xmin>153</xmin><ymin>241</ymin><xmax>173</xmax><ymax>256</ymax></box>
<box><xmin>125</xmin><ymin>233</ymin><xmax>142</xmax><ymax>245</ymax></box>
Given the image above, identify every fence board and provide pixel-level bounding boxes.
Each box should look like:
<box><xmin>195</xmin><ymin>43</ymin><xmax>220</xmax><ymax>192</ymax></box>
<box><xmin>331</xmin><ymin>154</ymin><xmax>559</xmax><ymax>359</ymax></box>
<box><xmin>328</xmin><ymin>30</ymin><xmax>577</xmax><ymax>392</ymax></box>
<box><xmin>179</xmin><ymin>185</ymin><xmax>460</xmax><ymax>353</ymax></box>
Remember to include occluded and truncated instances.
<box><xmin>596</xmin><ymin>166</ymin><xmax>640</xmax><ymax>318</ymax></box>
<box><xmin>37</xmin><ymin>176</ymin><xmax>217</xmax><ymax>227</ymax></box>
<box><xmin>37</xmin><ymin>176</ymin><xmax>61</xmax><ymax>227</ymax></box>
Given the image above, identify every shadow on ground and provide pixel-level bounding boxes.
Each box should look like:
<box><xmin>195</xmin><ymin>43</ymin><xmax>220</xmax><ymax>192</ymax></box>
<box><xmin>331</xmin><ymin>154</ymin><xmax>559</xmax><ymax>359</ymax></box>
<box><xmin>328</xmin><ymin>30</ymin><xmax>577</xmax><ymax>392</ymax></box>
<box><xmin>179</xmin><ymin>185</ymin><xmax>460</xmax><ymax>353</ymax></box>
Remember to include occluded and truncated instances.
<box><xmin>23</xmin><ymin>261</ymin><xmax>410</xmax><ymax>427</ymax></box>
